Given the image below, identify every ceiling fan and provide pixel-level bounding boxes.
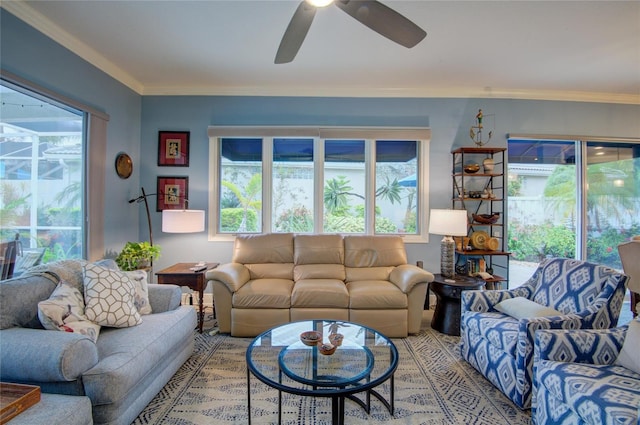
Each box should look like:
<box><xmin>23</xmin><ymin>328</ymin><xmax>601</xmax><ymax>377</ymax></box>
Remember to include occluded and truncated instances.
<box><xmin>275</xmin><ymin>0</ymin><xmax>427</xmax><ymax>64</ymax></box>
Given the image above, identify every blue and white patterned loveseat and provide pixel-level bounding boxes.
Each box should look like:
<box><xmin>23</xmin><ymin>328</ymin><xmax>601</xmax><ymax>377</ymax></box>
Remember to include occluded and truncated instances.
<box><xmin>533</xmin><ymin>321</ymin><xmax>640</xmax><ymax>424</ymax></box>
<box><xmin>460</xmin><ymin>258</ymin><xmax>628</xmax><ymax>409</ymax></box>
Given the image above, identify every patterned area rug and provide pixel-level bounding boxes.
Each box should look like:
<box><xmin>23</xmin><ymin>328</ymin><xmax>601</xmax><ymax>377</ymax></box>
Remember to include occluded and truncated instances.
<box><xmin>133</xmin><ymin>310</ymin><xmax>530</xmax><ymax>425</ymax></box>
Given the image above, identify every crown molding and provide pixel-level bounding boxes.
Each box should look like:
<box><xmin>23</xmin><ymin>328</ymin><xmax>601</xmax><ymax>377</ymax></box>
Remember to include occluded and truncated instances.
<box><xmin>2</xmin><ymin>1</ymin><xmax>144</xmax><ymax>94</ymax></box>
<box><xmin>141</xmin><ymin>84</ymin><xmax>640</xmax><ymax>105</ymax></box>
<box><xmin>3</xmin><ymin>2</ymin><xmax>638</xmax><ymax>105</ymax></box>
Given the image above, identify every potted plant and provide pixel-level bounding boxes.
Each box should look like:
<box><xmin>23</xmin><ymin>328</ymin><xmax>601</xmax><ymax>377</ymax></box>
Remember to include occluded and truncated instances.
<box><xmin>115</xmin><ymin>241</ymin><xmax>161</xmax><ymax>271</ymax></box>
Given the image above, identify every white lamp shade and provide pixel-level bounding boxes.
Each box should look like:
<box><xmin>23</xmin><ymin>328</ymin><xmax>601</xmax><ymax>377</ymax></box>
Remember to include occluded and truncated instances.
<box><xmin>162</xmin><ymin>210</ymin><xmax>205</xmax><ymax>233</ymax></box>
<box><xmin>306</xmin><ymin>0</ymin><xmax>333</xmax><ymax>6</ymax></box>
<box><xmin>428</xmin><ymin>209</ymin><xmax>468</xmax><ymax>237</ymax></box>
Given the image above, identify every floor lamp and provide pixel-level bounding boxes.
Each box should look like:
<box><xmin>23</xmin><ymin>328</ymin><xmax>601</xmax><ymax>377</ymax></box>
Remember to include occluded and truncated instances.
<box><xmin>128</xmin><ymin>188</ymin><xmax>205</xmax><ymax>272</ymax></box>
<box><xmin>162</xmin><ymin>209</ymin><xmax>205</xmax><ymax>233</ymax></box>
<box><xmin>428</xmin><ymin>209</ymin><xmax>468</xmax><ymax>278</ymax></box>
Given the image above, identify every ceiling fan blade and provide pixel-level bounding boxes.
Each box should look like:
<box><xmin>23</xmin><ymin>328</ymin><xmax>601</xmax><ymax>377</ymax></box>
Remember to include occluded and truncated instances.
<box><xmin>335</xmin><ymin>0</ymin><xmax>426</xmax><ymax>48</ymax></box>
<box><xmin>275</xmin><ymin>1</ymin><xmax>317</xmax><ymax>64</ymax></box>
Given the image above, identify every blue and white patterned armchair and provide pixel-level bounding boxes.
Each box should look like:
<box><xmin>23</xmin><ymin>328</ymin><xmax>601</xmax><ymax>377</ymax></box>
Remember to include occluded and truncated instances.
<box><xmin>533</xmin><ymin>322</ymin><xmax>640</xmax><ymax>424</ymax></box>
<box><xmin>460</xmin><ymin>258</ymin><xmax>628</xmax><ymax>409</ymax></box>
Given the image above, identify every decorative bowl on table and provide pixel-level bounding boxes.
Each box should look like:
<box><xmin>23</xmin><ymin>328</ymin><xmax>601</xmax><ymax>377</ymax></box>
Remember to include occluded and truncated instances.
<box><xmin>464</xmin><ymin>164</ymin><xmax>480</xmax><ymax>174</ymax></box>
<box><xmin>472</xmin><ymin>213</ymin><xmax>500</xmax><ymax>224</ymax></box>
<box><xmin>328</xmin><ymin>333</ymin><xmax>344</xmax><ymax>347</ymax></box>
<box><xmin>318</xmin><ymin>343</ymin><xmax>337</xmax><ymax>355</ymax></box>
<box><xmin>300</xmin><ymin>331</ymin><xmax>322</xmax><ymax>346</ymax></box>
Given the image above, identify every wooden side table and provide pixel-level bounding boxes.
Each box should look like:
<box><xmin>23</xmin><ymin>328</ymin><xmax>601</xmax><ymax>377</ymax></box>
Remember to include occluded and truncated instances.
<box><xmin>155</xmin><ymin>262</ymin><xmax>218</xmax><ymax>333</ymax></box>
<box><xmin>430</xmin><ymin>273</ymin><xmax>485</xmax><ymax>336</ymax></box>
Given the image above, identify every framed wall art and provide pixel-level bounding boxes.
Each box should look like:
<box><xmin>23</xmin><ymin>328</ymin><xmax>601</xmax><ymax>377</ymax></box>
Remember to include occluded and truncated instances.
<box><xmin>158</xmin><ymin>131</ymin><xmax>190</xmax><ymax>166</ymax></box>
<box><xmin>156</xmin><ymin>176</ymin><xmax>189</xmax><ymax>211</ymax></box>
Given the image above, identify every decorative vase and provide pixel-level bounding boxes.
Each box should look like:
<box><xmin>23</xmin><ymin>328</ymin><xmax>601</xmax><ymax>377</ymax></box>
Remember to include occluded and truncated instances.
<box><xmin>482</xmin><ymin>158</ymin><xmax>495</xmax><ymax>173</ymax></box>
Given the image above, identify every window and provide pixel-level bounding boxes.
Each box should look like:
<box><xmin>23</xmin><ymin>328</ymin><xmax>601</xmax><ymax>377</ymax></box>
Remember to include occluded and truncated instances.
<box><xmin>209</xmin><ymin>127</ymin><xmax>430</xmax><ymax>242</ymax></box>
<box><xmin>0</xmin><ymin>81</ymin><xmax>85</xmax><ymax>270</ymax></box>
<box><xmin>507</xmin><ymin>136</ymin><xmax>640</xmax><ymax>273</ymax></box>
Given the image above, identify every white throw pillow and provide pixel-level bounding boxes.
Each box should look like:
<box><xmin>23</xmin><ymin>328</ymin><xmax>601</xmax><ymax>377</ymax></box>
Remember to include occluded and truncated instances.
<box><xmin>125</xmin><ymin>269</ymin><xmax>152</xmax><ymax>315</ymax></box>
<box><xmin>494</xmin><ymin>297</ymin><xmax>562</xmax><ymax>320</ymax></box>
<box><xmin>38</xmin><ymin>280</ymin><xmax>101</xmax><ymax>343</ymax></box>
<box><xmin>83</xmin><ymin>263</ymin><xmax>142</xmax><ymax>328</ymax></box>
<box><xmin>615</xmin><ymin>319</ymin><xmax>640</xmax><ymax>374</ymax></box>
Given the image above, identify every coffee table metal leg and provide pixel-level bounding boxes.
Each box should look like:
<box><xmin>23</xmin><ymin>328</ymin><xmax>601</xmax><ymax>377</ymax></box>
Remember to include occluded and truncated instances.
<box><xmin>390</xmin><ymin>374</ymin><xmax>395</xmax><ymax>415</ymax></box>
<box><xmin>331</xmin><ymin>395</ymin><xmax>346</xmax><ymax>425</ymax></box>
<box><xmin>278</xmin><ymin>390</ymin><xmax>282</xmax><ymax>425</ymax></box>
<box><xmin>246</xmin><ymin>368</ymin><xmax>251</xmax><ymax>425</ymax></box>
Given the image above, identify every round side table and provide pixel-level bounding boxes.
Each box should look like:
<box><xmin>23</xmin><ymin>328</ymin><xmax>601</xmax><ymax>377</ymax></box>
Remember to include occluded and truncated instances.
<box><xmin>430</xmin><ymin>274</ymin><xmax>485</xmax><ymax>336</ymax></box>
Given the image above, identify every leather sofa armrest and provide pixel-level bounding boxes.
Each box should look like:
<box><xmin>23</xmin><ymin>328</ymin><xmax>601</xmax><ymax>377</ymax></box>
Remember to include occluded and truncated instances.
<box><xmin>0</xmin><ymin>328</ymin><xmax>98</xmax><ymax>382</ymax></box>
<box><xmin>206</xmin><ymin>262</ymin><xmax>250</xmax><ymax>293</ymax></box>
<box><xmin>389</xmin><ymin>264</ymin><xmax>434</xmax><ymax>293</ymax></box>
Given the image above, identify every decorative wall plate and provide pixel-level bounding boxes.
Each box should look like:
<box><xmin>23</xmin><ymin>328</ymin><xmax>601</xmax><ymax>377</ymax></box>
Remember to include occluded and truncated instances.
<box><xmin>115</xmin><ymin>152</ymin><xmax>133</xmax><ymax>179</ymax></box>
<box><xmin>470</xmin><ymin>231</ymin><xmax>490</xmax><ymax>250</ymax></box>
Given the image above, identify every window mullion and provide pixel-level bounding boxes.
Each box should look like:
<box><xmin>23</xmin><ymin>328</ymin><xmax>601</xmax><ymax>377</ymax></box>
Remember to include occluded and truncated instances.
<box><xmin>576</xmin><ymin>140</ymin><xmax>587</xmax><ymax>260</ymax></box>
<box><xmin>314</xmin><ymin>138</ymin><xmax>325</xmax><ymax>233</ymax></box>
<box><xmin>263</xmin><ymin>137</ymin><xmax>273</xmax><ymax>233</ymax></box>
<box><xmin>365</xmin><ymin>139</ymin><xmax>376</xmax><ymax>234</ymax></box>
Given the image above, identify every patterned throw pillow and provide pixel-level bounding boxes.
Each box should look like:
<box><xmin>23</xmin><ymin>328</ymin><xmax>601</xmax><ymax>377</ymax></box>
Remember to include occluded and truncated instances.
<box><xmin>615</xmin><ymin>319</ymin><xmax>640</xmax><ymax>374</ymax></box>
<box><xmin>38</xmin><ymin>280</ymin><xmax>101</xmax><ymax>343</ymax></box>
<box><xmin>83</xmin><ymin>263</ymin><xmax>142</xmax><ymax>328</ymax></box>
<box><xmin>124</xmin><ymin>269</ymin><xmax>152</xmax><ymax>315</ymax></box>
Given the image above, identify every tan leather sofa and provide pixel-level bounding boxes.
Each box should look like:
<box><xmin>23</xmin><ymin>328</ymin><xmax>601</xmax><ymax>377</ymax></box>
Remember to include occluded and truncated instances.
<box><xmin>207</xmin><ymin>233</ymin><xmax>434</xmax><ymax>337</ymax></box>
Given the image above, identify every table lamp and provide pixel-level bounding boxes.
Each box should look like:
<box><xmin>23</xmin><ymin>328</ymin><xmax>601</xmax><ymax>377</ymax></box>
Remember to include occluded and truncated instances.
<box><xmin>428</xmin><ymin>209</ymin><xmax>468</xmax><ymax>278</ymax></box>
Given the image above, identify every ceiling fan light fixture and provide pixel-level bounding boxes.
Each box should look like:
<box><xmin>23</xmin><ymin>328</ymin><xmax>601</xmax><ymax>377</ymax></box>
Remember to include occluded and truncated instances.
<box><xmin>306</xmin><ymin>0</ymin><xmax>333</xmax><ymax>7</ymax></box>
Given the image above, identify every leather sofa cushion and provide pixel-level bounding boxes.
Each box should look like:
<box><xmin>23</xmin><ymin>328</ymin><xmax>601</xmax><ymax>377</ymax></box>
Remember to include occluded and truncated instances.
<box><xmin>294</xmin><ymin>264</ymin><xmax>345</xmax><ymax>281</ymax></box>
<box><xmin>246</xmin><ymin>263</ymin><xmax>294</xmax><ymax>280</ymax></box>
<box><xmin>344</xmin><ymin>235</ymin><xmax>407</xmax><ymax>267</ymax></box>
<box><xmin>233</xmin><ymin>278</ymin><xmax>293</xmax><ymax>309</ymax></box>
<box><xmin>294</xmin><ymin>234</ymin><xmax>344</xmax><ymax>265</ymax></box>
<box><xmin>233</xmin><ymin>233</ymin><xmax>294</xmax><ymax>264</ymax></box>
<box><xmin>291</xmin><ymin>279</ymin><xmax>349</xmax><ymax>308</ymax></box>
<box><xmin>345</xmin><ymin>266</ymin><xmax>394</xmax><ymax>283</ymax></box>
<box><xmin>347</xmin><ymin>281</ymin><xmax>408</xmax><ymax>309</ymax></box>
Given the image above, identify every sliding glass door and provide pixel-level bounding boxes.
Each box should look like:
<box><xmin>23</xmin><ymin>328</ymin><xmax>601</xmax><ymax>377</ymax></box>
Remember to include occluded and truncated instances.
<box><xmin>0</xmin><ymin>81</ymin><xmax>85</xmax><ymax>276</ymax></box>
<box><xmin>507</xmin><ymin>137</ymin><xmax>639</xmax><ymax>282</ymax></box>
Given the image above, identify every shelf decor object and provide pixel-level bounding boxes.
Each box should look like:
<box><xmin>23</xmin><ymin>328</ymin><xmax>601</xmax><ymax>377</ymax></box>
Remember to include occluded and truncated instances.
<box><xmin>429</xmin><ymin>209</ymin><xmax>468</xmax><ymax>278</ymax></box>
<box><xmin>469</xmin><ymin>109</ymin><xmax>493</xmax><ymax>147</ymax></box>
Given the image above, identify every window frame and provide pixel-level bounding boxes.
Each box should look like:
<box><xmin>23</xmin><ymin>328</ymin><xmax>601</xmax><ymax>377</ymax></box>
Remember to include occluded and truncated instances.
<box><xmin>1</xmin><ymin>70</ymin><xmax>109</xmax><ymax>261</ymax></box>
<box><xmin>208</xmin><ymin>126</ymin><xmax>430</xmax><ymax>243</ymax></box>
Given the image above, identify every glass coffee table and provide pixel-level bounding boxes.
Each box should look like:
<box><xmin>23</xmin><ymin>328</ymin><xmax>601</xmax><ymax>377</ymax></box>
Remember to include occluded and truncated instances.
<box><xmin>246</xmin><ymin>320</ymin><xmax>398</xmax><ymax>425</ymax></box>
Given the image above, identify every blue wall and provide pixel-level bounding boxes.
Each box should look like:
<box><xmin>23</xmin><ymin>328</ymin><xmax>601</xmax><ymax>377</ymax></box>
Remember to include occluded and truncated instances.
<box><xmin>3</xmin><ymin>9</ymin><xmax>640</xmax><ymax>275</ymax></box>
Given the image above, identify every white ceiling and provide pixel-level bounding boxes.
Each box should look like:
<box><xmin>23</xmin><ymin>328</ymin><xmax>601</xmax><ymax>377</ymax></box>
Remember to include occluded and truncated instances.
<box><xmin>3</xmin><ymin>0</ymin><xmax>640</xmax><ymax>103</ymax></box>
